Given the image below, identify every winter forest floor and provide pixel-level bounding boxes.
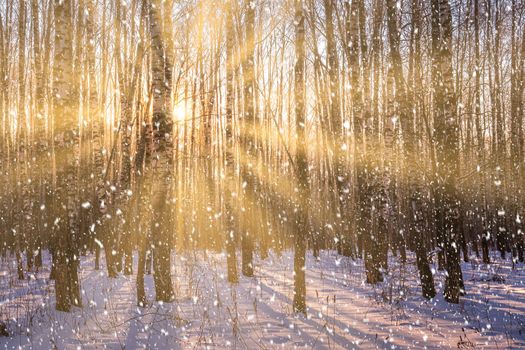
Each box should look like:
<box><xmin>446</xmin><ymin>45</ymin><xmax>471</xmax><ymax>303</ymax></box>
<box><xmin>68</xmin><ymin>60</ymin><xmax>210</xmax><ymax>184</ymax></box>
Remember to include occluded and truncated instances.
<box><xmin>0</xmin><ymin>250</ymin><xmax>524</xmax><ymax>349</ymax></box>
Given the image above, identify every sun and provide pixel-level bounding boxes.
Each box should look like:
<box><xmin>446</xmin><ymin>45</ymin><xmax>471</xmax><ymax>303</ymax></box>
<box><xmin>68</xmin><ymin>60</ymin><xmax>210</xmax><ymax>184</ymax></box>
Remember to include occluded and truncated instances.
<box><xmin>173</xmin><ymin>103</ymin><xmax>187</xmax><ymax>122</ymax></box>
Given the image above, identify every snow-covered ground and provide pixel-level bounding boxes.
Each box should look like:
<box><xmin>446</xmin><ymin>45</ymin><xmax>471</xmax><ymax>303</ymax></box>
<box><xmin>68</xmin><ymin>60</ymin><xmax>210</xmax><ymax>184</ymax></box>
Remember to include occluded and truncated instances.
<box><xmin>0</xmin><ymin>250</ymin><xmax>524</xmax><ymax>349</ymax></box>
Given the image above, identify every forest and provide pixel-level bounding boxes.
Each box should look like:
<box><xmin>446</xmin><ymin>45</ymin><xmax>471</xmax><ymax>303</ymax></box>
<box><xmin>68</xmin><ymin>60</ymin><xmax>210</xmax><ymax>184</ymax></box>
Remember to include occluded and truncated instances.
<box><xmin>0</xmin><ymin>0</ymin><xmax>524</xmax><ymax>348</ymax></box>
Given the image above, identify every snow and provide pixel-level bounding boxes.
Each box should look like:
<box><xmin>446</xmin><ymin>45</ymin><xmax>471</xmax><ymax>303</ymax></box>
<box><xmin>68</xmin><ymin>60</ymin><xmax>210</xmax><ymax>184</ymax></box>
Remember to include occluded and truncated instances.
<box><xmin>0</xmin><ymin>250</ymin><xmax>524</xmax><ymax>349</ymax></box>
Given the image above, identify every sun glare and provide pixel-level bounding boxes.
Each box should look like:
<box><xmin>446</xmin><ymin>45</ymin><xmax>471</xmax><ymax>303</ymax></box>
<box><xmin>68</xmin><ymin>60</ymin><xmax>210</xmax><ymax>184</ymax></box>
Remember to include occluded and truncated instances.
<box><xmin>173</xmin><ymin>103</ymin><xmax>186</xmax><ymax>122</ymax></box>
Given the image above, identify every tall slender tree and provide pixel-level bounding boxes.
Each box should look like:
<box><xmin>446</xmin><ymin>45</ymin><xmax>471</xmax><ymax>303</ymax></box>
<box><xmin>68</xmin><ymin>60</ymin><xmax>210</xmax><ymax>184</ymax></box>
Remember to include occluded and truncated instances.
<box><xmin>53</xmin><ymin>0</ymin><xmax>82</xmax><ymax>311</ymax></box>
<box><xmin>432</xmin><ymin>0</ymin><xmax>463</xmax><ymax>304</ymax></box>
<box><xmin>293</xmin><ymin>0</ymin><xmax>308</xmax><ymax>315</ymax></box>
<box><xmin>149</xmin><ymin>0</ymin><xmax>175</xmax><ymax>302</ymax></box>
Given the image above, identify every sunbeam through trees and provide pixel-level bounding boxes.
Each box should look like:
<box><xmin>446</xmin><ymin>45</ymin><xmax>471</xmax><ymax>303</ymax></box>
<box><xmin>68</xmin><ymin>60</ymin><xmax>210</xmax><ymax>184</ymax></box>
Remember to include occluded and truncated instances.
<box><xmin>0</xmin><ymin>0</ymin><xmax>524</xmax><ymax>348</ymax></box>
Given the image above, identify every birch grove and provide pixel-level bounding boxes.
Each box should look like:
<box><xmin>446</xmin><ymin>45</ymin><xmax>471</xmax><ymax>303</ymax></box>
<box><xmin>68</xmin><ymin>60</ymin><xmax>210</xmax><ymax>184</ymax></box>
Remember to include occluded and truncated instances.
<box><xmin>0</xmin><ymin>0</ymin><xmax>524</xmax><ymax>346</ymax></box>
